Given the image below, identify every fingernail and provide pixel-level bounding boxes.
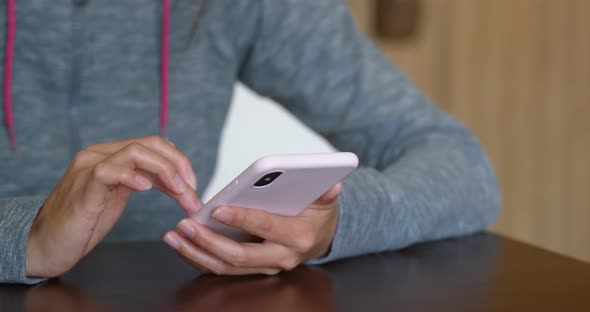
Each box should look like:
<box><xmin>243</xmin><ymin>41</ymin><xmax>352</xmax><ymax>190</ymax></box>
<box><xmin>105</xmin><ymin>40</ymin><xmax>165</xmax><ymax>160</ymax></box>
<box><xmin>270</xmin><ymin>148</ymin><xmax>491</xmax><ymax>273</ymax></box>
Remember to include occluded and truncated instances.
<box><xmin>212</xmin><ymin>207</ymin><xmax>233</xmax><ymax>224</ymax></box>
<box><xmin>135</xmin><ymin>175</ymin><xmax>152</xmax><ymax>190</ymax></box>
<box><xmin>178</xmin><ymin>219</ymin><xmax>196</xmax><ymax>237</ymax></box>
<box><xmin>166</xmin><ymin>140</ymin><xmax>176</xmax><ymax>147</ymax></box>
<box><xmin>164</xmin><ymin>233</ymin><xmax>180</xmax><ymax>249</ymax></box>
<box><xmin>175</xmin><ymin>173</ymin><xmax>188</xmax><ymax>193</ymax></box>
<box><xmin>187</xmin><ymin>170</ymin><xmax>197</xmax><ymax>190</ymax></box>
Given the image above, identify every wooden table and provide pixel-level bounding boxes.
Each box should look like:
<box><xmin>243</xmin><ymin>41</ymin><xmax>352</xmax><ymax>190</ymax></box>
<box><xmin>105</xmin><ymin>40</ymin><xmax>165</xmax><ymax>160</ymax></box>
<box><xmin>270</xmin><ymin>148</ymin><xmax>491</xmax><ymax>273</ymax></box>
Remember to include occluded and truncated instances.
<box><xmin>1</xmin><ymin>233</ymin><xmax>589</xmax><ymax>311</ymax></box>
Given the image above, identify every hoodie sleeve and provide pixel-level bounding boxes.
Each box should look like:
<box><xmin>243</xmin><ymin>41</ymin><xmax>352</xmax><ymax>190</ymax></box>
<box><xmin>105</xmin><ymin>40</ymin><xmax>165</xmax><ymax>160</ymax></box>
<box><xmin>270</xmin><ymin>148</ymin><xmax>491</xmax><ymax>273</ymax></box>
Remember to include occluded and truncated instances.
<box><xmin>0</xmin><ymin>197</ymin><xmax>47</xmax><ymax>284</ymax></box>
<box><xmin>238</xmin><ymin>0</ymin><xmax>501</xmax><ymax>263</ymax></box>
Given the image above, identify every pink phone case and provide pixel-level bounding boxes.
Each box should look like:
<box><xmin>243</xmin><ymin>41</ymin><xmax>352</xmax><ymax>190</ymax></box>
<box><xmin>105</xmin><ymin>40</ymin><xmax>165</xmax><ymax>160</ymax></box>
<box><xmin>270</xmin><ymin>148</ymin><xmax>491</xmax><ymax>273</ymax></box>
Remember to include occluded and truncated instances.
<box><xmin>191</xmin><ymin>152</ymin><xmax>359</xmax><ymax>242</ymax></box>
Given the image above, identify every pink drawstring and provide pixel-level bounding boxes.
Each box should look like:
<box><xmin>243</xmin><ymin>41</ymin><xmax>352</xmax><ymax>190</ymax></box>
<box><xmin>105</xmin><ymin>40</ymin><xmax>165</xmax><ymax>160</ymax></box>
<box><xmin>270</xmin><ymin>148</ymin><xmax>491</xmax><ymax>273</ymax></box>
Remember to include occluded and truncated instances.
<box><xmin>160</xmin><ymin>0</ymin><xmax>170</xmax><ymax>140</ymax></box>
<box><xmin>3</xmin><ymin>0</ymin><xmax>171</xmax><ymax>149</ymax></box>
<box><xmin>3</xmin><ymin>0</ymin><xmax>16</xmax><ymax>151</ymax></box>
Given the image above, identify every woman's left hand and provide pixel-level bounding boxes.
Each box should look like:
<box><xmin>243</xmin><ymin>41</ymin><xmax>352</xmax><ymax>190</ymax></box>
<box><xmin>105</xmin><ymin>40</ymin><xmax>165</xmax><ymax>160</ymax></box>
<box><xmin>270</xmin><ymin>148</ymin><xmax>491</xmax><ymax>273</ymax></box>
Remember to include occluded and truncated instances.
<box><xmin>163</xmin><ymin>183</ymin><xmax>342</xmax><ymax>275</ymax></box>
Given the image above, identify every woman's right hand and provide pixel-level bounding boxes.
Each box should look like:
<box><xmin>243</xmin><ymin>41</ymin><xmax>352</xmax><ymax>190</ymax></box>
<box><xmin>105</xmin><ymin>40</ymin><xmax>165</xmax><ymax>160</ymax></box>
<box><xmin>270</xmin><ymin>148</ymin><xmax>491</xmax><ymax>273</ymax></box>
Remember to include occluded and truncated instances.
<box><xmin>25</xmin><ymin>136</ymin><xmax>203</xmax><ymax>278</ymax></box>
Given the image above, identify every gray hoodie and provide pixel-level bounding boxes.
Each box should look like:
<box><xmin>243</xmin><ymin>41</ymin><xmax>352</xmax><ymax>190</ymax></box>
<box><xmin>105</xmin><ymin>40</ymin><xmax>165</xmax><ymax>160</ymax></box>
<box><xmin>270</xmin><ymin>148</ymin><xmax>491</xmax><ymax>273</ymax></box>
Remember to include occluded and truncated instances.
<box><xmin>0</xmin><ymin>0</ymin><xmax>500</xmax><ymax>284</ymax></box>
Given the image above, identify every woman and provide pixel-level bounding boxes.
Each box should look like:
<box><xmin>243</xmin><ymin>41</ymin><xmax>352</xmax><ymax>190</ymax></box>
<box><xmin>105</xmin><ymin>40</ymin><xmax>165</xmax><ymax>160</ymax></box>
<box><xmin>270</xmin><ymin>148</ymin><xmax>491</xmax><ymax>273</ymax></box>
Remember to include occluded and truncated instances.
<box><xmin>0</xmin><ymin>0</ymin><xmax>500</xmax><ymax>284</ymax></box>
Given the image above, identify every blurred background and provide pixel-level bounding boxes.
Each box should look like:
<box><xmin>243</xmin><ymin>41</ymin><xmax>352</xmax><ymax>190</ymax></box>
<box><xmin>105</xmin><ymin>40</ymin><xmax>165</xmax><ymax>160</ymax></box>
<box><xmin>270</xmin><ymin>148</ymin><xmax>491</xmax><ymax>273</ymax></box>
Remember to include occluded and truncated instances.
<box><xmin>205</xmin><ymin>0</ymin><xmax>589</xmax><ymax>263</ymax></box>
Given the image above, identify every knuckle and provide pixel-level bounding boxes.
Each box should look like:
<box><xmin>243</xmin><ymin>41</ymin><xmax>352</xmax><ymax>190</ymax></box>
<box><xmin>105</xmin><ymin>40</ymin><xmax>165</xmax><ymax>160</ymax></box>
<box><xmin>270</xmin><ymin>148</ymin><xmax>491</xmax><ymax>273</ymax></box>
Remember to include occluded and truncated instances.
<box><xmin>210</xmin><ymin>264</ymin><xmax>228</xmax><ymax>276</ymax></box>
<box><xmin>231</xmin><ymin>210</ymin><xmax>247</xmax><ymax>226</ymax></box>
<box><xmin>238</xmin><ymin>211</ymin><xmax>272</xmax><ymax>234</ymax></box>
<box><xmin>228</xmin><ymin>249</ymin><xmax>248</xmax><ymax>267</ymax></box>
<box><xmin>197</xmin><ymin>268</ymin><xmax>210</xmax><ymax>274</ymax></box>
<box><xmin>124</xmin><ymin>142</ymin><xmax>144</xmax><ymax>156</ymax></box>
<box><xmin>279</xmin><ymin>257</ymin><xmax>300</xmax><ymax>271</ymax></box>
<box><xmin>119</xmin><ymin>170</ymin><xmax>134</xmax><ymax>183</ymax></box>
<box><xmin>85</xmin><ymin>143</ymin><xmax>107</xmax><ymax>154</ymax></box>
<box><xmin>177</xmin><ymin>244</ymin><xmax>191</xmax><ymax>257</ymax></box>
<box><xmin>262</xmin><ymin>268</ymin><xmax>281</xmax><ymax>276</ymax></box>
<box><xmin>92</xmin><ymin>162</ymin><xmax>109</xmax><ymax>179</ymax></box>
<box><xmin>146</xmin><ymin>135</ymin><xmax>165</xmax><ymax>147</ymax></box>
<box><xmin>72</xmin><ymin>151</ymin><xmax>89</xmax><ymax>164</ymax></box>
<box><xmin>240</xmin><ymin>211</ymin><xmax>271</xmax><ymax>233</ymax></box>
<box><xmin>179</xmin><ymin>154</ymin><xmax>192</xmax><ymax>169</ymax></box>
<box><xmin>86</xmin><ymin>143</ymin><xmax>99</xmax><ymax>150</ymax></box>
<box><xmin>176</xmin><ymin>244</ymin><xmax>187</xmax><ymax>256</ymax></box>
<box><xmin>146</xmin><ymin>135</ymin><xmax>161</xmax><ymax>143</ymax></box>
<box><xmin>158</xmin><ymin>160</ymin><xmax>177</xmax><ymax>177</ymax></box>
<box><xmin>186</xmin><ymin>231</ymin><xmax>199</xmax><ymax>243</ymax></box>
<box><xmin>164</xmin><ymin>159</ymin><xmax>177</xmax><ymax>172</ymax></box>
<box><xmin>295</xmin><ymin>230</ymin><xmax>316</xmax><ymax>252</ymax></box>
<box><xmin>256</xmin><ymin>214</ymin><xmax>274</xmax><ymax>233</ymax></box>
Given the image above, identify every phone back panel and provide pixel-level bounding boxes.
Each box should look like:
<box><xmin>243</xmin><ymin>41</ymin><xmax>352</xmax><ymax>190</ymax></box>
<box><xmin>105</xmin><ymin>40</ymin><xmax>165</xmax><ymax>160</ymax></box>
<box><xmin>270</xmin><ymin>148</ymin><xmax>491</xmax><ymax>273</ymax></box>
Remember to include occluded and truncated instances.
<box><xmin>192</xmin><ymin>153</ymin><xmax>358</xmax><ymax>242</ymax></box>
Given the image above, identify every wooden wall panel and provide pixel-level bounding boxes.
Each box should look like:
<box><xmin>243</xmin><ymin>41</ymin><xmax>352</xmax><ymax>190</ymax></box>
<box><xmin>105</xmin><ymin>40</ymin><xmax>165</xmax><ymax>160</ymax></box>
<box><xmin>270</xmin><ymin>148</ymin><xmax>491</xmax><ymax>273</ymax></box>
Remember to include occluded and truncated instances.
<box><xmin>564</xmin><ymin>0</ymin><xmax>590</xmax><ymax>260</ymax></box>
<box><xmin>347</xmin><ymin>0</ymin><xmax>451</xmax><ymax>108</ymax></box>
<box><xmin>347</xmin><ymin>0</ymin><xmax>590</xmax><ymax>262</ymax></box>
<box><xmin>447</xmin><ymin>0</ymin><xmax>590</xmax><ymax>262</ymax></box>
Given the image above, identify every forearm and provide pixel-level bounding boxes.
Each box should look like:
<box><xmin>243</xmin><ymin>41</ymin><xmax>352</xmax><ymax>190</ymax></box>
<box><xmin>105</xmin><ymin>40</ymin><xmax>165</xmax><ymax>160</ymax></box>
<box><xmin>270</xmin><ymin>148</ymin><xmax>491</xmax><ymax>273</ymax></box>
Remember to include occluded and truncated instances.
<box><xmin>310</xmin><ymin>130</ymin><xmax>501</xmax><ymax>263</ymax></box>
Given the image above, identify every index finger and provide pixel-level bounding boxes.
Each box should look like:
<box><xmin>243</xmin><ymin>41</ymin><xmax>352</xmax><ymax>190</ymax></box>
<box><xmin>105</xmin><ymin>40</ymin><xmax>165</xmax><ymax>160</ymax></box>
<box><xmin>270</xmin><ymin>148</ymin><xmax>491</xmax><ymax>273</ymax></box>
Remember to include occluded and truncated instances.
<box><xmin>88</xmin><ymin>136</ymin><xmax>197</xmax><ymax>190</ymax></box>
<box><xmin>211</xmin><ymin>206</ymin><xmax>314</xmax><ymax>250</ymax></box>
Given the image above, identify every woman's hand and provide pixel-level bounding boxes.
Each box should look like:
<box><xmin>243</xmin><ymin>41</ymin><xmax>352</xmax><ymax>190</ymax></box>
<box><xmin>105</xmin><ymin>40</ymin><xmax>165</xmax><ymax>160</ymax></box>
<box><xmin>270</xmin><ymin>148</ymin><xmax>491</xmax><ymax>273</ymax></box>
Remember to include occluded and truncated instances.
<box><xmin>26</xmin><ymin>136</ymin><xmax>202</xmax><ymax>278</ymax></box>
<box><xmin>163</xmin><ymin>183</ymin><xmax>342</xmax><ymax>275</ymax></box>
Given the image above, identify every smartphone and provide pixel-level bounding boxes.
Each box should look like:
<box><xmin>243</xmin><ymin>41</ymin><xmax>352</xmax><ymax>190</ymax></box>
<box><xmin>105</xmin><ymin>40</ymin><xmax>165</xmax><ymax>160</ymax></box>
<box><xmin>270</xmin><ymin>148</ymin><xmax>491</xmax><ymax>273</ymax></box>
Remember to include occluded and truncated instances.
<box><xmin>192</xmin><ymin>152</ymin><xmax>359</xmax><ymax>242</ymax></box>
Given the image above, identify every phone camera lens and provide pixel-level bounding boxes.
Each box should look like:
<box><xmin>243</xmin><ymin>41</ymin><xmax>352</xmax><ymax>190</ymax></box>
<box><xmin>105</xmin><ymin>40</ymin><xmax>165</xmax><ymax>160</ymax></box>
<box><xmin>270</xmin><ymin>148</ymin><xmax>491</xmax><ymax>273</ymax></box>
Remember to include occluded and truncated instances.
<box><xmin>254</xmin><ymin>172</ymin><xmax>283</xmax><ymax>187</ymax></box>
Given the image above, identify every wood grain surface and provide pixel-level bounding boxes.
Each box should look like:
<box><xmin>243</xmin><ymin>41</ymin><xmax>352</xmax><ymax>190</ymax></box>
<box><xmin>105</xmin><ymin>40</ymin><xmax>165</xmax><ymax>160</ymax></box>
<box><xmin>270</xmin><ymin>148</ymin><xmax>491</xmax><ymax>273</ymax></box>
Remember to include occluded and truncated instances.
<box><xmin>2</xmin><ymin>235</ymin><xmax>590</xmax><ymax>311</ymax></box>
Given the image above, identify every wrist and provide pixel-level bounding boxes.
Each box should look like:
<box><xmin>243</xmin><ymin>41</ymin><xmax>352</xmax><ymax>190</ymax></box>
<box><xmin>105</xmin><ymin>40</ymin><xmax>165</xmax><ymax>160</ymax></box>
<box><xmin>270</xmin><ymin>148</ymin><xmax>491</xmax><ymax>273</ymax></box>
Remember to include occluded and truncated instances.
<box><xmin>25</xmin><ymin>217</ymin><xmax>47</xmax><ymax>278</ymax></box>
<box><xmin>25</xmin><ymin>234</ymin><xmax>41</xmax><ymax>277</ymax></box>
<box><xmin>315</xmin><ymin>204</ymin><xmax>340</xmax><ymax>259</ymax></box>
